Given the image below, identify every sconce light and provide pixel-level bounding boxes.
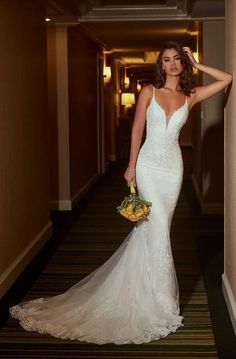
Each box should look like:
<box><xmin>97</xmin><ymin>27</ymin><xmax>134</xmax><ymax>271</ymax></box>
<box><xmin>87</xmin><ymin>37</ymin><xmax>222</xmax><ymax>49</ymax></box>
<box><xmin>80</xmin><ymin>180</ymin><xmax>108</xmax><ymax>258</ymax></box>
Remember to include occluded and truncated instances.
<box><xmin>114</xmin><ymin>93</ymin><xmax>119</xmax><ymax>106</ymax></box>
<box><xmin>121</xmin><ymin>93</ymin><xmax>135</xmax><ymax>107</ymax></box>
<box><xmin>193</xmin><ymin>52</ymin><xmax>199</xmax><ymax>63</ymax></box>
<box><xmin>137</xmin><ymin>83</ymin><xmax>141</xmax><ymax>92</ymax></box>
<box><xmin>103</xmin><ymin>66</ymin><xmax>111</xmax><ymax>82</ymax></box>
<box><xmin>124</xmin><ymin>75</ymin><xmax>130</xmax><ymax>88</ymax></box>
<box><xmin>193</xmin><ymin>52</ymin><xmax>199</xmax><ymax>74</ymax></box>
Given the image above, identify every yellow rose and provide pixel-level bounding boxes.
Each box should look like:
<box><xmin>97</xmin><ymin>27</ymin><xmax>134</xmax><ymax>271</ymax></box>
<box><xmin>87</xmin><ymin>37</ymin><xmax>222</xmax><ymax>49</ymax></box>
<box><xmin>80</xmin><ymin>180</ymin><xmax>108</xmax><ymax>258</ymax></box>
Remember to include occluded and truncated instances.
<box><xmin>135</xmin><ymin>208</ymin><xmax>144</xmax><ymax>217</ymax></box>
<box><xmin>128</xmin><ymin>214</ymin><xmax>138</xmax><ymax>221</ymax></box>
<box><xmin>143</xmin><ymin>206</ymin><xmax>150</xmax><ymax>215</ymax></box>
<box><xmin>120</xmin><ymin>208</ymin><xmax>128</xmax><ymax>216</ymax></box>
<box><xmin>126</xmin><ymin>204</ymin><xmax>133</xmax><ymax>211</ymax></box>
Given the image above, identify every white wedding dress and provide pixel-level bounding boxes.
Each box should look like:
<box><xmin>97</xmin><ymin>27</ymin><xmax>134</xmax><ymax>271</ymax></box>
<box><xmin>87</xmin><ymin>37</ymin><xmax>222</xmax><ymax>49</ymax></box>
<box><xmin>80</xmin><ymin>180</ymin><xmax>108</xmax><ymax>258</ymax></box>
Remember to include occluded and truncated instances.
<box><xmin>10</xmin><ymin>86</ymin><xmax>189</xmax><ymax>345</ymax></box>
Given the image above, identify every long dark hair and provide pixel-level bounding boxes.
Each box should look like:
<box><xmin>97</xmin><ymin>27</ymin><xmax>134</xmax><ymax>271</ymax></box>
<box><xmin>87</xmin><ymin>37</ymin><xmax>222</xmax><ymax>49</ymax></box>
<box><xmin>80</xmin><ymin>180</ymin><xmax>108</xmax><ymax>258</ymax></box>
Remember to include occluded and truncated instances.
<box><xmin>154</xmin><ymin>41</ymin><xmax>194</xmax><ymax>96</ymax></box>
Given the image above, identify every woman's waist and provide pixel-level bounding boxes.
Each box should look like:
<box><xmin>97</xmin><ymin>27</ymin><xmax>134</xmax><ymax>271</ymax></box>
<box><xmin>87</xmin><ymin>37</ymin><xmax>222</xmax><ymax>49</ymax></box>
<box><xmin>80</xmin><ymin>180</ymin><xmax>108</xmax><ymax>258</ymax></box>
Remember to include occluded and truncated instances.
<box><xmin>137</xmin><ymin>142</ymin><xmax>182</xmax><ymax>168</ymax></box>
<box><xmin>139</xmin><ymin>140</ymin><xmax>181</xmax><ymax>155</ymax></box>
<box><xmin>136</xmin><ymin>157</ymin><xmax>183</xmax><ymax>170</ymax></box>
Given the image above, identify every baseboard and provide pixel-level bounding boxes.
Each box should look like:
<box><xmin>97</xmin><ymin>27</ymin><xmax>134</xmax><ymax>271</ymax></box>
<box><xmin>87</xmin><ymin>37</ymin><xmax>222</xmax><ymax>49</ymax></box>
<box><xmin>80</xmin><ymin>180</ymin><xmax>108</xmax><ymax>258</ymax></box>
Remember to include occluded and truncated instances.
<box><xmin>201</xmin><ymin>203</ymin><xmax>224</xmax><ymax>214</ymax></box>
<box><xmin>191</xmin><ymin>173</ymin><xmax>224</xmax><ymax>214</ymax></box>
<box><xmin>0</xmin><ymin>221</ymin><xmax>53</xmax><ymax>299</ymax></box>
<box><xmin>50</xmin><ymin>173</ymin><xmax>101</xmax><ymax>211</ymax></box>
<box><xmin>50</xmin><ymin>200</ymin><xmax>72</xmax><ymax>211</ymax></box>
<box><xmin>71</xmin><ymin>172</ymin><xmax>101</xmax><ymax>209</ymax></box>
<box><xmin>180</xmin><ymin>142</ymin><xmax>193</xmax><ymax>148</ymax></box>
<box><xmin>222</xmin><ymin>272</ymin><xmax>236</xmax><ymax>335</ymax></box>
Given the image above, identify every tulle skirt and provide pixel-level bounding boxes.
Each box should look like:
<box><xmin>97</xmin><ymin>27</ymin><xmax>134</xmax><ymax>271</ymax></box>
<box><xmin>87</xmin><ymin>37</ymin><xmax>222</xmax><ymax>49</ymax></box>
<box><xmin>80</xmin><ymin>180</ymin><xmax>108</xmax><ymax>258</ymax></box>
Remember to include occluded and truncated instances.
<box><xmin>9</xmin><ymin>162</ymin><xmax>184</xmax><ymax>344</ymax></box>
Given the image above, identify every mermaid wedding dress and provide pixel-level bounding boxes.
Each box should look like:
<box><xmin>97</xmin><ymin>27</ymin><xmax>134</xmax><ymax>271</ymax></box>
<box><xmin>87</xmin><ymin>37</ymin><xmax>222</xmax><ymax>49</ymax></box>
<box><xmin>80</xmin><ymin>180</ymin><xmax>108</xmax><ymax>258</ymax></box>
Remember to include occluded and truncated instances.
<box><xmin>10</xmin><ymin>86</ymin><xmax>189</xmax><ymax>345</ymax></box>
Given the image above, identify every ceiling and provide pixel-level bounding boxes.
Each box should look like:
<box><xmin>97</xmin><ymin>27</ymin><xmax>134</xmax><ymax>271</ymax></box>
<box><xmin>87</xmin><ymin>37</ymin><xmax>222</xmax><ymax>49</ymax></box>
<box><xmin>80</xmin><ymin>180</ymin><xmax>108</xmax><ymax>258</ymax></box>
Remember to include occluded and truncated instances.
<box><xmin>47</xmin><ymin>0</ymin><xmax>225</xmax><ymax>22</ymax></box>
<box><xmin>46</xmin><ymin>0</ymin><xmax>224</xmax><ymax>67</ymax></box>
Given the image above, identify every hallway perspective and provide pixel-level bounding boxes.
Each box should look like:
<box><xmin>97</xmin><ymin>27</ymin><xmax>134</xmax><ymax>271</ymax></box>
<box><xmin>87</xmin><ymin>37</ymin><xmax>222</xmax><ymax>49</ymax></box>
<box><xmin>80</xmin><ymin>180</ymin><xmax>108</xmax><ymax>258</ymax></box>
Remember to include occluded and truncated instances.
<box><xmin>1</xmin><ymin>151</ymin><xmax>233</xmax><ymax>358</ymax></box>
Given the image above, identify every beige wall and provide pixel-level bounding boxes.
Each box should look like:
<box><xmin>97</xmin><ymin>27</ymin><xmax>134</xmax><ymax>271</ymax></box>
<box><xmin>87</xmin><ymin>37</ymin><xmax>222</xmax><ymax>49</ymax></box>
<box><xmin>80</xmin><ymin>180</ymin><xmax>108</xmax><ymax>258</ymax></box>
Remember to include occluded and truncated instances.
<box><xmin>0</xmin><ymin>0</ymin><xmax>52</xmax><ymax>297</ymax></box>
<box><xmin>192</xmin><ymin>21</ymin><xmax>225</xmax><ymax>214</ymax></box>
<box><xmin>202</xmin><ymin>21</ymin><xmax>225</xmax><ymax>210</ymax></box>
<box><xmin>68</xmin><ymin>26</ymin><xmax>100</xmax><ymax>200</ymax></box>
<box><xmin>47</xmin><ymin>27</ymin><xmax>70</xmax><ymax>204</ymax></box>
<box><xmin>223</xmin><ymin>0</ymin><xmax>236</xmax><ymax>335</ymax></box>
<box><xmin>47</xmin><ymin>25</ymin><xmax>102</xmax><ymax>210</ymax></box>
<box><xmin>191</xmin><ymin>23</ymin><xmax>203</xmax><ymax>198</ymax></box>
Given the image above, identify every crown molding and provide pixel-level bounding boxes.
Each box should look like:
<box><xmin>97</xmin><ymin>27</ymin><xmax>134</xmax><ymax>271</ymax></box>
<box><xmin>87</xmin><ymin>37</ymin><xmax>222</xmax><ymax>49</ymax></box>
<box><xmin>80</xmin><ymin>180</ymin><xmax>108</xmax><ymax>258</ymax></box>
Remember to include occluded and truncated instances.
<box><xmin>78</xmin><ymin>3</ymin><xmax>189</xmax><ymax>22</ymax></box>
<box><xmin>47</xmin><ymin>0</ymin><xmax>225</xmax><ymax>24</ymax></box>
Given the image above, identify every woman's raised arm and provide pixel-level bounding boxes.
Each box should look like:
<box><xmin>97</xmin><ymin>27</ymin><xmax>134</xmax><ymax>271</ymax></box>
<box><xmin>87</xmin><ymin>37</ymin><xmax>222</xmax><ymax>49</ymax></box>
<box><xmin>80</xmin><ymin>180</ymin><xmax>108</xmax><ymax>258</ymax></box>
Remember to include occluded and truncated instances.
<box><xmin>183</xmin><ymin>47</ymin><xmax>232</xmax><ymax>109</ymax></box>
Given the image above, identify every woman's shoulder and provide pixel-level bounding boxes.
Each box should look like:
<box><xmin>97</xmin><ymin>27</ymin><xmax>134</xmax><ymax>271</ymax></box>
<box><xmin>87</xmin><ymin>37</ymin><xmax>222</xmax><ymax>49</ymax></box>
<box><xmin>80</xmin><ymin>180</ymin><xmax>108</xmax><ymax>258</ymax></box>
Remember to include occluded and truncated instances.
<box><xmin>139</xmin><ymin>84</ymin><xmax>153</xmax><ymax>99</ymax></box>
<box><xmin>141</xmin><ymin>84</ymin><xmax>153</xmax><ymax>93</ymax></box>
<box><xmin>137</xmin><ymin>84</ymin><xmax>154</xmax><ymax>108</ymax></box>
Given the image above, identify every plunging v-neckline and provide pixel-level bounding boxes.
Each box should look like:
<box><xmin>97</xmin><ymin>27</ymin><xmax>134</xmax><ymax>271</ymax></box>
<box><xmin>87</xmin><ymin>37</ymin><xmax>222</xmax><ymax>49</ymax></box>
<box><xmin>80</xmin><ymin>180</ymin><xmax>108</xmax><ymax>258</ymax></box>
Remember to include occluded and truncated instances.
<box><xmin>153</xmin><ymin>93</ymin><xmax>188</xmax><ymax>131</ymax></box>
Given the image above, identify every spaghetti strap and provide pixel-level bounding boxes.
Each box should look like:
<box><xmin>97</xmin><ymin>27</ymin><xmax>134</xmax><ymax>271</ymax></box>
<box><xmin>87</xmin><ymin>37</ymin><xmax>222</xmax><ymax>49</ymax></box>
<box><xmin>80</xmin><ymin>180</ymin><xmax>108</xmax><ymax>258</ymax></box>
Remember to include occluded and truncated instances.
<box><xmin>185</xmin><ymin>95</ymin><xmax>189</xmax><ymax>109</ymax></box>
<box><xmin>152</xmin><ymin>85</ymin><xmax>155</xmax><ymax>97</ymax></box>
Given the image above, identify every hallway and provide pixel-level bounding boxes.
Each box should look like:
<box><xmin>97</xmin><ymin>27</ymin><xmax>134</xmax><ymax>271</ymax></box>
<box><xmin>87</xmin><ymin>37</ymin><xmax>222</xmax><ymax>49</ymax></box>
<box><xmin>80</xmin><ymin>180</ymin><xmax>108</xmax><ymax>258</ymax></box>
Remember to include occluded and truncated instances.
<box><xmin>1</xmin><ymin>151</ymin><xmax>235</xmax><ymax>358</ymax></box>
<box><xmin>0</xmin><ymin>1</ymin><xmax>236</xmax><ymax>358</ymax></box>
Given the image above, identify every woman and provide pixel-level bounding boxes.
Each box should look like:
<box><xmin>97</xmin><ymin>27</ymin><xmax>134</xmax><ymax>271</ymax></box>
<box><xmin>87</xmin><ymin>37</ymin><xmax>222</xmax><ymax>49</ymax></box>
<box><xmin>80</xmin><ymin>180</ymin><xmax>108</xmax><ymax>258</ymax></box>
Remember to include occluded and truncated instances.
<box><xmin>10</xmin><ymin>41</ymin><xmax>232</xmax><ymax>345</ymax></box>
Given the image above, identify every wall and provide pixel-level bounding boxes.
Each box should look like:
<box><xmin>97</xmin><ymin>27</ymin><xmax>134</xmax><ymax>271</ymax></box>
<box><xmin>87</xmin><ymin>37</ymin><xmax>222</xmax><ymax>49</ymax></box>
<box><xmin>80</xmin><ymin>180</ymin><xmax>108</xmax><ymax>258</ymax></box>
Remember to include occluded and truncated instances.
<box><xmin>47</xmin><ymin>27</ymin><xmax>70</xmax><ymax>207</ymax></box>
<box><xmin>47</xmin><ymin>25</ymin><xmax>102</xmax><ymax>210</ymax></box>
<box><xmin>68</xmin><ymin>26</ymin><xmax>100</xmax><ymax>202</ymax></box>
<box><xmin>202</xmin><ymin>21</ymin><xmax>225</xmax><ymax>212</ymax></box>
<box><xmin>192</xmin><ymin>21</ymin><xmax>225</xmax><ymax>214</ymax></box>
<box><xmin>0</xmin><ymin>0</ymin><xmax>52</xmax><ymax>298</ymax></box>
<box><xmin>223</xmin><ymin>0</ymin><xmax>236</xmax><ymax>335</ymax></box>
<box><xmin>189</xmin><ymin>22</ymin><xmax>203</xmax><ymax>198</ymax></box>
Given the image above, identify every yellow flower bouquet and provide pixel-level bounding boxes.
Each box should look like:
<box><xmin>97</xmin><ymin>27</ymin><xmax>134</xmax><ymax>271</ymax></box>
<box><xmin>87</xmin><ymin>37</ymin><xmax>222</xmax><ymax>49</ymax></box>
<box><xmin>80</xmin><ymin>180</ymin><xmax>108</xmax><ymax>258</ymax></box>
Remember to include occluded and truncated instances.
<box><xmin>117</xmin><ymin>181</ymin><xmax>152</xmax><ymax>222</ymax></box>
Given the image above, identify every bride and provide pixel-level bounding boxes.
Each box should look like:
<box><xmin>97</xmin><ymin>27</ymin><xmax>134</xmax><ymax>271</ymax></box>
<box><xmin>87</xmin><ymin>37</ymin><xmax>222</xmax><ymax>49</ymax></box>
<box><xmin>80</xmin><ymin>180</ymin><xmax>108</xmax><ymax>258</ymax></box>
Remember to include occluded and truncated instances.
<box><xmin>9</xmin><ymin>42</ymin><xmax>232</xmax><ymax>345</ymax></box>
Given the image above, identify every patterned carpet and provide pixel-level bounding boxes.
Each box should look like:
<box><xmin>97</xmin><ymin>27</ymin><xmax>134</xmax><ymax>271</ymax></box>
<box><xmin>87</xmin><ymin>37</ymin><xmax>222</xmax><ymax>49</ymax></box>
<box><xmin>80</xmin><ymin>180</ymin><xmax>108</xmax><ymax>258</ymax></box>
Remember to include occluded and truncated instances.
<box><xmin>0</xmin><ymin>156</ymin><xmax>218</xmax><ymax>358</ymax></box>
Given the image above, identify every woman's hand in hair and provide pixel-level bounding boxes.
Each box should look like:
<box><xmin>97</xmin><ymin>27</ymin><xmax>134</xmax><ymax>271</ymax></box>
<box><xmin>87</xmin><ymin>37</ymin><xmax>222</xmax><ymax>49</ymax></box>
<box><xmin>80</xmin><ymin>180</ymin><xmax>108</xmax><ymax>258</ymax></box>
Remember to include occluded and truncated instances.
<box><xmin>182</xmin><ymin>47</ymin><xmax>198</xmax><ymax>67</ymax></box>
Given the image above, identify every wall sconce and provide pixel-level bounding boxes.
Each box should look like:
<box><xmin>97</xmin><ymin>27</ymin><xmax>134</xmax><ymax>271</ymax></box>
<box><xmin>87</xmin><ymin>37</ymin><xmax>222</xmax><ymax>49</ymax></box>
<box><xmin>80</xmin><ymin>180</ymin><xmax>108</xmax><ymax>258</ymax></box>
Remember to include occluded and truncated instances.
<box><xmin>137</xmin><ymin>83</ymin><xmax>141</xmax><ymax>92</ymax></box>
<box><xmin>121</xmin><ymin>92</ymin><xmax>135</xmax><ymax>107</ymax></box>
<box><xmin>193</xmin><ymin>52</ymin><xmax>199</xmax><ymax>74</ymax></box>
<box><xmin>114</xmin><ymin>93</ymin><xmax>119</xmax><ymax>106</ymax></box>
<box><xmin>193</xmin><ymin>52</ymin><xmax>199</xmax><ymax>63</ymax></box>
<box><xmin>124</xmin><ymin>75</ymin><xmax>130</xmax><ymax>88</ymax></box>
<box><xmin>103</xmin><ymin>66</ymin><xmax>111</xmax><ymax>82</ymax></box>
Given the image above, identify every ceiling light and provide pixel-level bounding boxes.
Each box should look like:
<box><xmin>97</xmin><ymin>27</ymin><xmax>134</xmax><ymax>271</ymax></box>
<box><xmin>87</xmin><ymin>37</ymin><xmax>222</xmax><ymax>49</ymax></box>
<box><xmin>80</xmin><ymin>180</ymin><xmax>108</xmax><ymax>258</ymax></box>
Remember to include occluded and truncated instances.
<box><xmin>143</xmin><ymin>51</ymin><xmax>159</xmax><ymax>64</ymax></box>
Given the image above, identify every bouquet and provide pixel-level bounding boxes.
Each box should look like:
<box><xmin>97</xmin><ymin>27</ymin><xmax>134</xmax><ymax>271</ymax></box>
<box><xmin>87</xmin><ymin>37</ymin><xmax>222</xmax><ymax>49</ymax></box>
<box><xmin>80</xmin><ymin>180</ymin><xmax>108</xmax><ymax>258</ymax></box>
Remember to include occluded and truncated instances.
<box><xmin>117</xmin><ymin>181</ymin><xmax>152</xmax><ymax>222</ymax></box>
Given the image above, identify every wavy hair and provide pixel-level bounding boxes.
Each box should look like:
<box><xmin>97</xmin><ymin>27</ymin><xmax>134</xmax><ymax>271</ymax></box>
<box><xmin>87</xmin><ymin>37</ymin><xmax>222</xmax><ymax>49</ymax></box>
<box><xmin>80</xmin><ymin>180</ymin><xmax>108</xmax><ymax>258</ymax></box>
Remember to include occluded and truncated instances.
<box><xmin>154</xmin><ymin>41</ymin><xmax>194</xmax><ymax>96</ymax></box>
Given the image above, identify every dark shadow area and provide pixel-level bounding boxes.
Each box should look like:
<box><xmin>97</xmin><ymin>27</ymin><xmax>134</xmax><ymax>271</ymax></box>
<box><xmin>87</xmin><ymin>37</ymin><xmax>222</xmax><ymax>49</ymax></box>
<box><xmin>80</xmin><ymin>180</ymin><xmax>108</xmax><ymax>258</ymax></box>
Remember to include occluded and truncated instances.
<box><xmin>201</xmin><ymin>115</ymin><xmax>224</xmax><ymax>205</ymax></box>
<box><xmin>196</xmin><ymin>222</ymin><xmax>236</xmax><ymax>359</ymax></box>
<box><xmin>184</xmin><ymin>159</ymin><xmax>236</xmax><ymax>358</ymax></box>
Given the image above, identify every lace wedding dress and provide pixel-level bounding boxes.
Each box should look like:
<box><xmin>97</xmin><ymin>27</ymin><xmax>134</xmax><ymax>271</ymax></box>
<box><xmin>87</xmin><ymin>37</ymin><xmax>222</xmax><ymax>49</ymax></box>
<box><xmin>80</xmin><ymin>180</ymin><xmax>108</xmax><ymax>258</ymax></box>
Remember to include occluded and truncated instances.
<box><xmin>10</xmin><ymin>86</ymin><xmax>189</xmax><ymax>345</ymax></box>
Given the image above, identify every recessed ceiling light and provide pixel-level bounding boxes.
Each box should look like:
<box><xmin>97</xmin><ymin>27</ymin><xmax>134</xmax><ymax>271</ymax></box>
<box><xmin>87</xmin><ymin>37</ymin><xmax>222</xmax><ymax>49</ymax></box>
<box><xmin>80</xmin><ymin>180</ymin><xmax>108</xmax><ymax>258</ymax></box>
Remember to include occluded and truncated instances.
<box><xmin>45</xmin><ymin>18</ymin><xmax>51</xmax><ymax>22</ymax></box>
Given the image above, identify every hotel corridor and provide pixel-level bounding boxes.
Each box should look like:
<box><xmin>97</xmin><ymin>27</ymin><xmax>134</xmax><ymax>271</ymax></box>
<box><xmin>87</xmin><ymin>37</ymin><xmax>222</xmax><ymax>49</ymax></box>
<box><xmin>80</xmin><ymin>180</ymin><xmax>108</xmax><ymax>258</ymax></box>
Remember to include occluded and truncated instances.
<box><xmin>0</xmin><ymin>1</ymin><xmax>236</xmax><ymax>358</ymax></box>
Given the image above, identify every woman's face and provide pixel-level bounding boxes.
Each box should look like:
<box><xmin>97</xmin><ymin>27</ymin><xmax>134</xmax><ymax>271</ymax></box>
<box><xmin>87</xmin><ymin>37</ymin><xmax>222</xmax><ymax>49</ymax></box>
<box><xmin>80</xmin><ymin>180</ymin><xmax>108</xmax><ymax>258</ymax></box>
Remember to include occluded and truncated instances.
<box><xmin>161</xmin><ymin>48</ymin><xmax>183</xmax><ymax>76</ymax></box>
